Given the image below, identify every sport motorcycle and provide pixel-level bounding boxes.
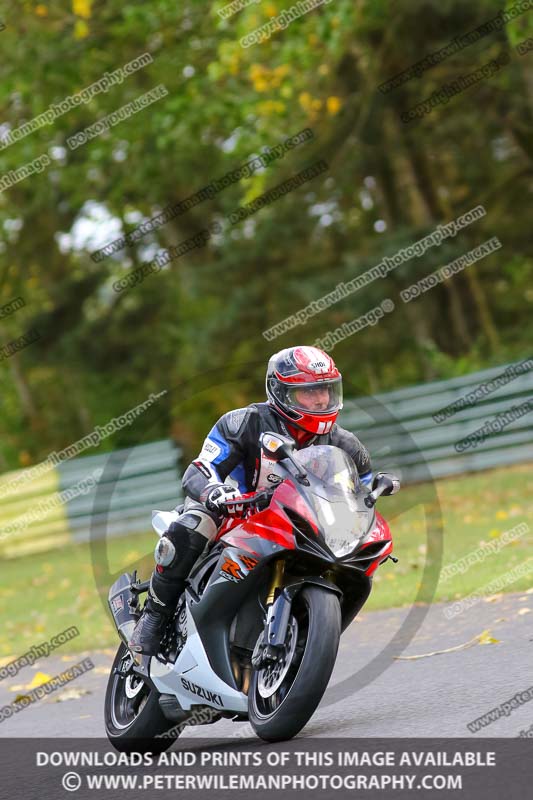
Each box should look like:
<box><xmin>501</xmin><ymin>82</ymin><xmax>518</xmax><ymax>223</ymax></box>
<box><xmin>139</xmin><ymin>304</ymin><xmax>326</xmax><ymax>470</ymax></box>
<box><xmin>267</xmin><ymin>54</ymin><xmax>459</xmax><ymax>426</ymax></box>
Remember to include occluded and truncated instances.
<box><xmin>104</xmin><ymin>432</ymin><xmax>400</xmax><ymax>750</ymax></box>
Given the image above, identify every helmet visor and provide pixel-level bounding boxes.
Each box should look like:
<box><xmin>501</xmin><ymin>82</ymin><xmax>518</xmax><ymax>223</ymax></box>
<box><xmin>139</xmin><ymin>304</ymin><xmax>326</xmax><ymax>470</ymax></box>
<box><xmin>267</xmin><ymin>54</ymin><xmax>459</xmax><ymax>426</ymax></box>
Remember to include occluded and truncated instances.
<box><xmin>285</xmin><ymin>379</ymin><xmax>343</xmax><ymax>415</ymax></box>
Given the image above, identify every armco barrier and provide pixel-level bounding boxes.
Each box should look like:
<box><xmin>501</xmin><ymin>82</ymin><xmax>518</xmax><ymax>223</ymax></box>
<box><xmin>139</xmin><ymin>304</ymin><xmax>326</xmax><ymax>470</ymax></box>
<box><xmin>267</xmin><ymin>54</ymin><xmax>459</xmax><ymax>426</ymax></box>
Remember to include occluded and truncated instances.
<box><xmin>340</xmin><ymin>360</ymin><xmax>532</xmax><ymax>484</ymax></box>
<box><xmin>0</xmin><ymin>361</ymin><xmax>530</xmax><ymax>557</ymax></box>
<box><xmin>0</xmin><ymin>440</ymin><xmax>181</xmax><ymax>559</ymax></box>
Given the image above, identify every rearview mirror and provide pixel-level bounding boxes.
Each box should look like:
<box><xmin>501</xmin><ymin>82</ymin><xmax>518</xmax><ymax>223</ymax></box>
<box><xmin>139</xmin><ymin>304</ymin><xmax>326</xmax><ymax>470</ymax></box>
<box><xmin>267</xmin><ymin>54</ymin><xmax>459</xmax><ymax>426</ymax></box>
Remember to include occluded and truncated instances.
<box><xmin>260</xmin><ymin>432</ymin><xmax>309</xmax><ymax>485</ymax></box>
<box><xmin>364</xmin><ymin>472</ymin><xmax>401</xmax><ymax>508</ymax></box>
<box><xmin>372</xmin><ymin>472</ymin><xmax>400</xmax><ymax>495</ymax></box>
<box><xmin>260</xmin><ymin>432</ymin><xmax>296</xmax><ymax>461</ymax></box>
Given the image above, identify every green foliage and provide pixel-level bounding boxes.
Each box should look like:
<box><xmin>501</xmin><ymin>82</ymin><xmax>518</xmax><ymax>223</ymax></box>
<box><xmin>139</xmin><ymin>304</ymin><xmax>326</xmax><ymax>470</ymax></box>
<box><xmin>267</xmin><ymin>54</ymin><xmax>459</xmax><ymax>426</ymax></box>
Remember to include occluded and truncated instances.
<box><xmin>0</xmin><ymin>0</ymin><xmax>531</xmax><ymax>466</ymax></box>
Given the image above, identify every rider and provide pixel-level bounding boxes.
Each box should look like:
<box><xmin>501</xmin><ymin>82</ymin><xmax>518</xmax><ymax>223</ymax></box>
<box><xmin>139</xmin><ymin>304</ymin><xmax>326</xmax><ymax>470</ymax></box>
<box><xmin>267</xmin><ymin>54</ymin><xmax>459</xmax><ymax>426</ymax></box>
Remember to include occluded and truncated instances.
<box><xmin>129</xmin><ymin>345</ymin><xmax>373</xmax><ymax>655</ymax></box>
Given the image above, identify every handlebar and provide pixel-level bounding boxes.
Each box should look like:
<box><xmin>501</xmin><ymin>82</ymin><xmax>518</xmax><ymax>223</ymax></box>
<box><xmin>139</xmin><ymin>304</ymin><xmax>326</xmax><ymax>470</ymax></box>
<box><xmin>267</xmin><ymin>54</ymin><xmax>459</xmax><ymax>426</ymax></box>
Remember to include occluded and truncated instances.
<box><xmin>222</xmin><ymin>485</ymin><xmax>278</xmax><ymax>514</ymax></box>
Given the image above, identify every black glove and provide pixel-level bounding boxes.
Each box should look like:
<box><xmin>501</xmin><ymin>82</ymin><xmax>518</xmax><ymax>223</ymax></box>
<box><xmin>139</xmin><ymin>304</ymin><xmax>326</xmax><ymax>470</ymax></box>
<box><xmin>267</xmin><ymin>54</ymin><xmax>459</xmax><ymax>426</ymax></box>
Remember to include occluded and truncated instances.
<box><xmin>202</xmin><ymin>484</ymin><xmax>244</xmax><ymax>516</ymax></box>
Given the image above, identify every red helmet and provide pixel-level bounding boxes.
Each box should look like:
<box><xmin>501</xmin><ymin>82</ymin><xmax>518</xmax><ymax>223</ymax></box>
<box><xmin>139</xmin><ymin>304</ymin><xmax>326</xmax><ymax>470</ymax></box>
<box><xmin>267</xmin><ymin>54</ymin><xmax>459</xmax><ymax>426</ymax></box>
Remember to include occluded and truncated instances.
<box><xmin>265</xmin><ymin>346</ymin><xmax>343</xmax><ymax>435</ymax></box>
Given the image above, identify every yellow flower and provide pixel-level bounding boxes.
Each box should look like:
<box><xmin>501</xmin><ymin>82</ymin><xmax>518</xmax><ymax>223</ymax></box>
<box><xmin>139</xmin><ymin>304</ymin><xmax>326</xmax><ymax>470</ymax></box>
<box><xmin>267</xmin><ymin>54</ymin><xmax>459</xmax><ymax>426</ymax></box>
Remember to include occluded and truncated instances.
<box><xmin>249</xmin><ymin>64</ymin><xmax>264</xmax><ymax>79</ymax></box>
<box><xmin>327</xmin><ymin>96</ymin><xmax>342</xmax><ymax>115</ymax></box>
<box><xmin>35</xmin><ymin>4</ymin><xmax>48</xmax><ymax>15</ymax></box>
<box><xmin>298</xmin><ymin>91</ymin><xmax>313</xmax><ymax>111</ymax></box>
<box><xmin>257</xmin><ymin>100</ymin><xmax>285</xmax><ymax>115</ymax></box>
<box><xmin>72</xmin><ymin>0</ymin><xmax>92</xmax><ymax>18</ymax></box>
<box><xmin>74</xmin><ymin>19</ymin><xmax>89</xmax><ymax>39</ymax></box>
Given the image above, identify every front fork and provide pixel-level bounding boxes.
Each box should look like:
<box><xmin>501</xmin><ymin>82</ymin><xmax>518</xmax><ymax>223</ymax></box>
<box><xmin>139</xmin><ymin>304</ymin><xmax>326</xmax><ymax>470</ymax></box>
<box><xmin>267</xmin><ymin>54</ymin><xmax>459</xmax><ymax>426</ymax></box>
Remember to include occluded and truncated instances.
<box><xmin>251</xmin><ymin>562</ymin><xmax>342</xmax><ymax>669</ymax></box>
<box><xmin>252</xmin><ymin>558</ymin><xmax>287</xmax><ymax>668</ymax></box>
<box><xmin>266</xmin><ymin>558</ymin><xmax>285</xmax><ymax>604</ymax></box>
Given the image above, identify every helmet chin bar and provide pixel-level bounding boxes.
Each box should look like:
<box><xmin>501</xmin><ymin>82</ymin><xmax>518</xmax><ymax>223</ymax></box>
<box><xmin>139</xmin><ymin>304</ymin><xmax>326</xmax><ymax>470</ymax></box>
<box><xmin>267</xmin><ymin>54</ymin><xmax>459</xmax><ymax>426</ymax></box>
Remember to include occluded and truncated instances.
<box><xmin>268</xmin><ymin>401</ymin><xmax>304</xmax><ymax>425</ymax></box>
<box><xmin>268</xmin><ymin>403</ymin><xmax>303</xmax><ymax>432</ymax></box>
<box><xmin>272</xmin><ymin>403</ymin><xmax>338</xmax><ymax>435</ymax></box>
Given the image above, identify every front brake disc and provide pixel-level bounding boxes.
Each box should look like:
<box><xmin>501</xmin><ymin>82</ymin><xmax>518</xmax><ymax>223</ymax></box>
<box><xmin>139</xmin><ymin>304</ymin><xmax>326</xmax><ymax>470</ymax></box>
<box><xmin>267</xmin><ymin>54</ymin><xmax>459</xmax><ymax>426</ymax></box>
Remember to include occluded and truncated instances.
<box><xmin>257</xmin><ymin>616</ymin><xmax>299</xmax><ymax>698</ymax></box>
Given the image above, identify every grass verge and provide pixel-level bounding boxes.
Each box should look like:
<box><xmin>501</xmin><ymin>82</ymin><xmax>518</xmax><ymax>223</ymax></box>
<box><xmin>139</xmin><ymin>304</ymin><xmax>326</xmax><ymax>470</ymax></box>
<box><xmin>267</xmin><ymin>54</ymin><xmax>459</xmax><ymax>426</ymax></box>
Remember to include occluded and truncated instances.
<box><xmin>1</xmin><ymin>462</ymin><xmax>531</xmax><ymax>659</ymax></box>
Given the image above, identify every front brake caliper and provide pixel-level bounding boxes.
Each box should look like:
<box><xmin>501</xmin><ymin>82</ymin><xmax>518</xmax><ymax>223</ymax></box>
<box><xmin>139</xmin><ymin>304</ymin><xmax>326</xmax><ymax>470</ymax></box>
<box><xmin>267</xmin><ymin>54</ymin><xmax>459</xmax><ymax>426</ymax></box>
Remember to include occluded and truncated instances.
<box><xmin>251</xmin><ymin>637</ymin><xmax>283</xmax><ymax>668</ymax></box>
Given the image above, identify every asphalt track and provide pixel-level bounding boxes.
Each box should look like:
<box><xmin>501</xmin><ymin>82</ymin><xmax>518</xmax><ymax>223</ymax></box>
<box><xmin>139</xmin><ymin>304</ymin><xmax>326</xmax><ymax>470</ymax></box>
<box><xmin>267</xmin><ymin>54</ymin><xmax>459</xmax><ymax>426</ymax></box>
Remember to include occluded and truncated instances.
<box><xmin>2</xmin><ymin>591</ymin><xmax>532</xmax><ymax>740</ymax></box>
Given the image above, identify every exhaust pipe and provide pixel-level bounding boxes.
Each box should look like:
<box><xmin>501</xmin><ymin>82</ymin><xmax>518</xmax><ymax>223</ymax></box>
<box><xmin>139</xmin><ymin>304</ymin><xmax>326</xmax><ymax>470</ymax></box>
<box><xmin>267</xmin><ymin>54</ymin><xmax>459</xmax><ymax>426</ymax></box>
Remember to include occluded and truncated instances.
<box><xmin>108</xmin><ymin>572</ymin><xmax>142</xmax><ymax>645</ymax></box>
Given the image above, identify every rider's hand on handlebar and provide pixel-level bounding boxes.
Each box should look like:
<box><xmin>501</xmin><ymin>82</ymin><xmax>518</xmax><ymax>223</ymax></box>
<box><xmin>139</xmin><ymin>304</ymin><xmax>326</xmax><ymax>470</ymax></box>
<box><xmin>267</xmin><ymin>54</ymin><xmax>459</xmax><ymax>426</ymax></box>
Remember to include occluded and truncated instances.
<box><xmin>222</xmin><ymin>497</ymin><xmax>248</xmax><ymax>517</ymax></box>
<box><xmin>203</xmin><ymin>484</ymin><xmax>247</xmax><ymax>517</ymax></box>
<box><xmin>224</xmin><ymin>488</ymin><xmax>275</xmax><ymax>517</ymax></box>
<box><xmin>203</xmin><ymin>483</ymin><xmax>278</xmax><ymax>519</ymax></box>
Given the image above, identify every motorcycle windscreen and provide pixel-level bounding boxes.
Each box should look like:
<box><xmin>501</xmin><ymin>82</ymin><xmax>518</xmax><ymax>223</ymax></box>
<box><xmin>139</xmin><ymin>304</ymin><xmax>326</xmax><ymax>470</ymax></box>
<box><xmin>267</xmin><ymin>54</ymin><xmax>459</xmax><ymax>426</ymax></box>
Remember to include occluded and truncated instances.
<box><xmin>294</xmin><ymin>445</ymin><xmax>373</xmax><ymax>557</ymax></box>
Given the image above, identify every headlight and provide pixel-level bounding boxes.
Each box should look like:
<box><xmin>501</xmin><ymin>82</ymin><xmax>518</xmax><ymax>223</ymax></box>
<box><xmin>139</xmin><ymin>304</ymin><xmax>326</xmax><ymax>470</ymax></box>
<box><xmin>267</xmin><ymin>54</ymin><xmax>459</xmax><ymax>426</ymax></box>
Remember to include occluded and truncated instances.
<box><xmin>324</xmin><ymin>531</ymin><xmax>361</xmax><ymax>558</ymax></box>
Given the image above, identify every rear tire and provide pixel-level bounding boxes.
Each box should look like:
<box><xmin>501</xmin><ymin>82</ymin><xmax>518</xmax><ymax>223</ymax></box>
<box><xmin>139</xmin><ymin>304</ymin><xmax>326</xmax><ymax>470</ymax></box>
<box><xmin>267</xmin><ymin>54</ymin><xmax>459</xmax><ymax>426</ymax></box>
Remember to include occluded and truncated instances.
<box><xmin>249</xmin><ymin>586</ymin><xmax>341</xmax><ymax>742</ymax></box>
<box><xmin>104</xmin><ymin>643</ymin><xmax>178</xmax><ymax>754</ymax></box>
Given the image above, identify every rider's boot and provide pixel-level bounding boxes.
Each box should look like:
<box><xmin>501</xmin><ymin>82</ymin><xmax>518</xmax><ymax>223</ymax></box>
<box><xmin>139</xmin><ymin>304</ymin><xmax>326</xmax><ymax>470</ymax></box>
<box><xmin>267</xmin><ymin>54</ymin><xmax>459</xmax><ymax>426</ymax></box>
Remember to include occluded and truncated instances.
<box><xmin>128</xmin><ymin>578</ymin><xmax>179</xmax><ymax>656</ymax></box>
<box><xmin>128</xmin><ymin>526</ymin><xmax>207</xmax><ymax>656</ymax></box>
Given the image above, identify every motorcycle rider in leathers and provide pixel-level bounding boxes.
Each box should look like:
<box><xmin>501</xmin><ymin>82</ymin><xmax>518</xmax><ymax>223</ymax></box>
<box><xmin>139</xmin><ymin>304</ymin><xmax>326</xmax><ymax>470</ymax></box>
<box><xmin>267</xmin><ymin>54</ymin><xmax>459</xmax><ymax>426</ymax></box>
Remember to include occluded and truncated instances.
<box><xmin>129</xmin><ymin>345</ymin><xmax>373</xmax><ymax>655</ymax></box>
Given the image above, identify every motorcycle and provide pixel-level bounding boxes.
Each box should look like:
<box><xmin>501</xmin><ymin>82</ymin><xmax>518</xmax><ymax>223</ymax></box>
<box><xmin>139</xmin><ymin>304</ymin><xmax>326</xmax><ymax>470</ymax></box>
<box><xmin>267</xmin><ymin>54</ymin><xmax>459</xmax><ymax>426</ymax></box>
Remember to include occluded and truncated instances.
<box><xmin>104</xmin><ymin>432</ymin><xmax>400</xmax><ymax>751</ymax></box>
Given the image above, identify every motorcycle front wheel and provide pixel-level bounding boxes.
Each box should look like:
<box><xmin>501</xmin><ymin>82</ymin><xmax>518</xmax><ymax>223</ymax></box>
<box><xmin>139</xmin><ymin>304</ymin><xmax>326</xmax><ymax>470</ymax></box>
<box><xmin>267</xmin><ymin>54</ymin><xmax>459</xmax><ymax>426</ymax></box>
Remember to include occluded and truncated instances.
<box><xmin>104</xmin><ymin>642</ymin><xmax>178</xmax><ymax>753</ymax></box>
<box><xmin>249</xmin><ymin>585</ymin><xmax>341</xmax><ymax>742</ymax></box>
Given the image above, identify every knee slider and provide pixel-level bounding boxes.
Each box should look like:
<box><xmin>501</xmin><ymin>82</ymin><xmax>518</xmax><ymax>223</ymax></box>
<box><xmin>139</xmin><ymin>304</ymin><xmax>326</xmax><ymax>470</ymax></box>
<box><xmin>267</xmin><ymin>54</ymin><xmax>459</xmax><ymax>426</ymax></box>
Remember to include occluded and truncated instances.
<box><xmin>156</xmin><ymin>522</ymin><xmax>207</xmax><ymax>575</ymax></box>
<box><xmin>154</xmin><ymin>535</ymin><xmax>176</xmax><ymax>567</ymax></box>
<box><xmin>154</xmin><ymin>520</ymin><xmax>191</xmax><ymax>569</ymax></box>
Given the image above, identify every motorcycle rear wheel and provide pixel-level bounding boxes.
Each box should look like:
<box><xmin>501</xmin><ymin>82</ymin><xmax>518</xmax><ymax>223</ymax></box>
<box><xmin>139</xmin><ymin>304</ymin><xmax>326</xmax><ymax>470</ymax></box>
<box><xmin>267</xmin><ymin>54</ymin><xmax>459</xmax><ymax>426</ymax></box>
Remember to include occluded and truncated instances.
<box><xmin>104</xmin><ymin>642</ymin><xmax>178</xmax><ymax>754</ymax></box>
<box><xmin>249</xmin><ymin>585</ymin><xmax>341</xmax><ymax>742</ymax></box>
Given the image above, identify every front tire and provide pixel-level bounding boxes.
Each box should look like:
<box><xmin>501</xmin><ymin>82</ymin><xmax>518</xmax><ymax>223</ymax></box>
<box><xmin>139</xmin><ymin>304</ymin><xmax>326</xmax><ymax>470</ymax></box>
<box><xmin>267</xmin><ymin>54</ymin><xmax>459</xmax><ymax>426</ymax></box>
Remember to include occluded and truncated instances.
<box><xmin>104</xmin><ymin>643</ymin><xmax>178</xmax><ymax>754</ymax></box>
<box><xmin>249</xmin><ymin>586</ymin><xmax>341</xmax><ymax>742</ymax></box>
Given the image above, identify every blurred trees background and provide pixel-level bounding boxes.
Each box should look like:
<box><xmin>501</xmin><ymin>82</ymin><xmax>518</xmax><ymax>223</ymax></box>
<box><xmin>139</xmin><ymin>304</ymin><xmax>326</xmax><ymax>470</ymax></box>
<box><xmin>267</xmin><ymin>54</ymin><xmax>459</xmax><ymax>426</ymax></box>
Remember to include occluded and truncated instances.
<box><xmin>0</xmin><ymin>0</ymin><xmax>531</xmax><ymax>468</ymax></box>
